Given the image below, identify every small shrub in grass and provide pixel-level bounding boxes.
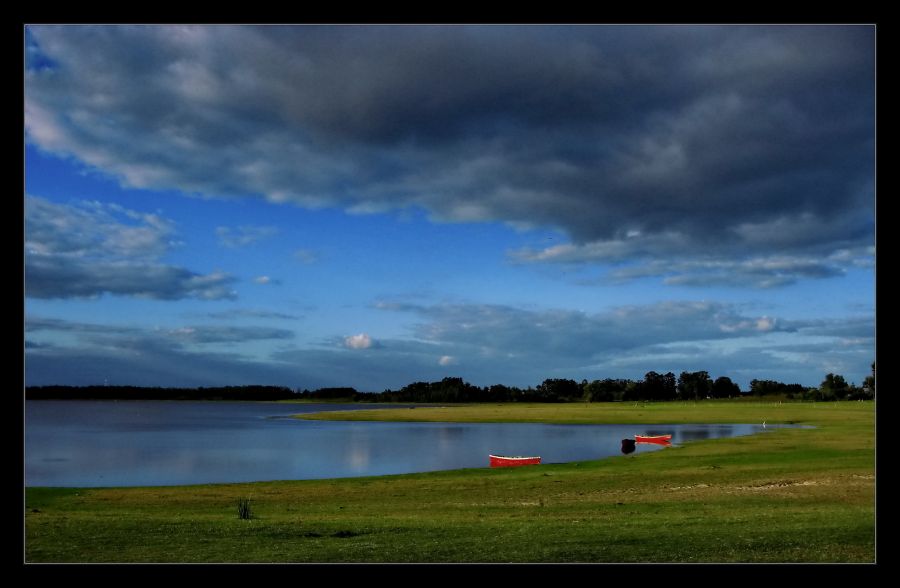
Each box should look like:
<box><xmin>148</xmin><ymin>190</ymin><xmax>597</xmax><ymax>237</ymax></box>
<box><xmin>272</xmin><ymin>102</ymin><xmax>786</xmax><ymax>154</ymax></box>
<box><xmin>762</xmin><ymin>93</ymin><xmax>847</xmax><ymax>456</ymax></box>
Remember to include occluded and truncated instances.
<box><xmin>237</xmin><ymin>497</ymin><xmax>252</xmax><ymax>520</ymax></box>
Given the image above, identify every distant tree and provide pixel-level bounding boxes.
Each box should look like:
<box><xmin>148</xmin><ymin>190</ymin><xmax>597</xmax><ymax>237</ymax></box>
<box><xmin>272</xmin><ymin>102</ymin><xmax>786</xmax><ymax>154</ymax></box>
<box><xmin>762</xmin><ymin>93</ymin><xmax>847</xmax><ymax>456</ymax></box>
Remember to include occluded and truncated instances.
<box><xmin>307</xmin><ymin>387</ymin><xmax>358</xmax><ymax>400</ymax></box>
<box><xmin>536</xmin><ymin>378</ymin><xmax>581</xmax><ymax>402</ymax></box>
<box><xmin>749</xmin><ymin>379</ymin><xmax>767</xmax><ymax>396</ymax></box>
<box><xmin>583</xmin><ymin>378</ymin><xmax>632</xmax><ymax>402</ymax></box>
<box><xmin>434</xmin><ymin>377</ymin><xmax>465</xmax><ymax>402</ymax></box>
<box><xmin>623</xmin><ymin>380</ymin><xmax>640</xmax><ymax>401</ymax></box>
<box><xmin>632</xmin><ymin>371</ymin><xmax>676</xmax><ymax>401</ymax></box>
<box><xmin>782</xmin><ymin>384</ymin><xmax>808</xmax><ymax>399</ymax></box>
<box><xmin>863</xmin><ymin>362</ymin><xmax>875</xmax><ymax>396</ymax></box>
<box><xmin>398</xmin><ymin>381</ymin><xmax>431</xmax><ymax>402</ymax></box>
<box><xmin>487</xmin><ymin>384</ymin><xmax>514</xmax><ymax>402</ymax></box>
<box><xmin>750</xmin><ymin>379</ymin><xmax>779</xmax><ymax>396</ymax></box>
<box><xmin>844</xmin><ymin>382</ymin><xmax>864</xmax><ymax>400</ymax></box>
<box><xmin>711</xmin><ymin>376</ymin><xmax>741</xmax><ymax>399</ymax></box>
<box><xmin>663</xmin><ymin>372</ymin><xmax>677</xmax><ymax>400</ymax></box>
<box><xmin>750</xmin><ymin>379</ymin><xmax>807</xmax><ymax>398</ymax></box>
<box><xmin>819</xmin><ymin>373</ymin><xmax>849</xmax><ymax>400</ymax></box>
<box><xmin>677</xmin><ymin>371</ymin><xmax>713</xmax><ymax>400</ymax></box>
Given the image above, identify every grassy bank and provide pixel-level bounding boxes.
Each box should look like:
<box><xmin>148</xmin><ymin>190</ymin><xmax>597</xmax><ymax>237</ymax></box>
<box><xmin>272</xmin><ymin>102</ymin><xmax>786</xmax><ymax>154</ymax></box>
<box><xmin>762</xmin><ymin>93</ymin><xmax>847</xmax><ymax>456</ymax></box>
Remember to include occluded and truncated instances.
<box><xmin>294</xmin><ymin>399</ymin><xmax>847</xmax><ymax>425</ymax></box>
<box><xmin>25</xmin><ymin>401</ymin><xmax>874</xmax><ymax>563</ymax></box>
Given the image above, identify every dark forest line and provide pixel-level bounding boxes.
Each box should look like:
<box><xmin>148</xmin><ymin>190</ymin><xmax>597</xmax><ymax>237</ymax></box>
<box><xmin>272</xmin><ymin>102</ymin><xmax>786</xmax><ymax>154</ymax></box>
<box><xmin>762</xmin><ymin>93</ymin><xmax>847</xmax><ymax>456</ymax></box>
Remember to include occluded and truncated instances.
<box><xmin>26</xmin><ymin>366</ymin><xmax>874</xmax><ymax>403</ymax></box>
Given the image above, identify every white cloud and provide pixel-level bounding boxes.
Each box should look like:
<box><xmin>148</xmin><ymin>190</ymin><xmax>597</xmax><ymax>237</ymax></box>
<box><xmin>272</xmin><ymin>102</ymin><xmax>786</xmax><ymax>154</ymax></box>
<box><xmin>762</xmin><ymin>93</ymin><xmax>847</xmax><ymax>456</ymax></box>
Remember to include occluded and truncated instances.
<box><xmin>166</xmin><ymin>325</ymin><xmax>294</xmax><ymax>344</ymax></box>
<box><xmin>379</xmin><ymin>300</ymin><xmax>802</xmax><ymax>365</ymax></box>
<box><xmin>25</xmin><ymin>195</ymin><xmax>237</xmax><ymax>300</ymax></box>
<box><xmin>28</xmin><ymin>317</ymin><xmax>293</xmax><ymax>346</ymax></box>
<box><xmin>755</xmin><ymin>317</ymin><xmax>776</xmax><ymax>332</ymax></box>
<box><xmin>512</xmin><ymin>232</ymin><xmax>872</xmax><ymax>289</ymax></box>
<box><xmin>373</xmin><ymin>301</ymin><xmax>872</xmax><ymax>388</ymax></box>
<box><xmin>26</xmin><ymin>195</ymin><xmax>174</xmax><ymax>259</ymax></box>
<box><xmin>292</xmin><ymin>249</ymin><xmax>320</xmax><ymax>264</ymax></box>
<box><xmin>254</xmin><ymin>276</ymin><xmax>272</xmax><ymax>284</ymax></box>
<box><xmin>344</xmin><ymin>333</ymin><xmax>374</xmax><ymax>349</ymax></box>
<box><xmin>204</xmin><ymin>309</ymin><xmax>301</xmax><ymax>321</ymax></box>
<box><xmin>216</xmin><ymin>225</ymin><xmax>279</xmax><ymax>248</ymax></box>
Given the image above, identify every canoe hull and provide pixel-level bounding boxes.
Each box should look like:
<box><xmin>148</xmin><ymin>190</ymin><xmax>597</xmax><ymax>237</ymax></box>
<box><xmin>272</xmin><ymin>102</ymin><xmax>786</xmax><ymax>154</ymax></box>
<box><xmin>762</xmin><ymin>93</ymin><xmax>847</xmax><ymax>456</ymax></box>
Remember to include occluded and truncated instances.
<box><xmin>635</xmin><ymin>434</ymin><xmax>672</xmax><ymax>445</ymax></box>
<box><xmin>489</xmin><ymin>455</ymin><xmax>542</xmax><ymax>467</ymax></box>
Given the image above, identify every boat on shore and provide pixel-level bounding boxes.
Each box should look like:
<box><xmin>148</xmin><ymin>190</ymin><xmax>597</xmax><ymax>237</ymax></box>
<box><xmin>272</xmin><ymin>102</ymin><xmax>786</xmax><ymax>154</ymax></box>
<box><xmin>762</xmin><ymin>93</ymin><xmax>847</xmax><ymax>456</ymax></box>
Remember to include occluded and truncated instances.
<box><xmin>634</xmin><ymin>434</ymin><xmax>672</xmax><ymax>445</ymax></box>
<box><xmin>489</xmin><ymin>454</ymin><xmax>541</xmax><ymax>467</ymax></box>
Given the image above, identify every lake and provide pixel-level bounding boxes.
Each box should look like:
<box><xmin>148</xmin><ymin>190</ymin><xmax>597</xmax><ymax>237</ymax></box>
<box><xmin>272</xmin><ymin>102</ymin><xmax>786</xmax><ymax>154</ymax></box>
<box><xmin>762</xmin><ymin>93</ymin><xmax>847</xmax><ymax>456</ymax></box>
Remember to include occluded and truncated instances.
<box><xmin>25</xmin><ymin>400</ymin><xmax>777</xmax><ymax>487</ymax></box>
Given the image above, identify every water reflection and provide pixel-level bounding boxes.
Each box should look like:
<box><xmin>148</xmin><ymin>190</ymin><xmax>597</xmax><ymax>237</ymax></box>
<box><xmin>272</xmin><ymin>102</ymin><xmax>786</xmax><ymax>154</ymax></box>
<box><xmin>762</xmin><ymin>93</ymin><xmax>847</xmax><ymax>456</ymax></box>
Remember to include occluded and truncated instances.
<box><xmin>438</xmin><ymin>426</ymin><xmax>466</xmax><ymax>439</ymax></box>
<box><xmin>347</xmin><ymin>446</ymin><xmax>370</xmax><ymax>470</ymax></box>
<box><xmin>678</xmin><ymin>425</ymin><xmax>739</xmax><ymax>441</ymax></box>
<box><xmin>543</xmin><ymin>426</ymin><xmax>579</xmax><ymax>439</ymax></box>
<box><xmin>26</xmin><ymin>401</ymin><xmax>802</xmax><ymax>487</ymax></box>
<box><xmin>636</xmin><ymin>440</ymin><xmax>672</xmax><ymax>447</ymax></box>
<box><xmin>679</xmin><ymin>428</ymin><xmax>712</xmax><ymax>440</ymax></box>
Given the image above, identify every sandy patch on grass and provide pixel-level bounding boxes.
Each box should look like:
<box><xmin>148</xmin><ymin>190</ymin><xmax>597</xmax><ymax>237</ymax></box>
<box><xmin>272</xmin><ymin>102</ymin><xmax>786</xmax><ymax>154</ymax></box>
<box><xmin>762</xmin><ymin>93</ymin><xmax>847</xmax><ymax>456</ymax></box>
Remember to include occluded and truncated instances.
<box><xmin>733</xmin><ymin>480</ymin><xmax>820</xmax><ymax>491</ymax></box>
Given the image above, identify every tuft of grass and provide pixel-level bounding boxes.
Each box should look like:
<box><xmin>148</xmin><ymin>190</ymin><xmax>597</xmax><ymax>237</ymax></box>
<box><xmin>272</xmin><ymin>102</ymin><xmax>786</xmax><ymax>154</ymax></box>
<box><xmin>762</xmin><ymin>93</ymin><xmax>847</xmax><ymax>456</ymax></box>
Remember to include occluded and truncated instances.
<box><xmin>237</xmin><ymin>497</ymin><xmax>252</xmax><ymax>520</ymax></box>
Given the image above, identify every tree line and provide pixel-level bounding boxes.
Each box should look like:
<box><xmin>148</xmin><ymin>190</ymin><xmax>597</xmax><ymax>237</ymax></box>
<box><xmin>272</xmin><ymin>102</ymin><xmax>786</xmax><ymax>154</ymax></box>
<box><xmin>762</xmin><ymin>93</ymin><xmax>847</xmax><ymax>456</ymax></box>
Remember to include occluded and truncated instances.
<box><xmin>27</xmin><ymin>364</ymin><xmax>874</xmax><ymax>403</ymax></box>
<box><xmin>296</xmin><ymin>366</ymin><xmax>875</xmax><ymax>403</ymax></box>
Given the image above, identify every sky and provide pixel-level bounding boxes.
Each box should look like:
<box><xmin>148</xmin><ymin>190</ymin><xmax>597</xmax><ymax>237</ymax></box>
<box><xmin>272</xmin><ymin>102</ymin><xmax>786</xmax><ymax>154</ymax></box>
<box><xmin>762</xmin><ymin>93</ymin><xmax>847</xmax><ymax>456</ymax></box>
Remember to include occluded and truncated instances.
<box><xmin>23</xmin><ymin>24</ymin><xmax>875</xmax><ymax>392</ymax></box>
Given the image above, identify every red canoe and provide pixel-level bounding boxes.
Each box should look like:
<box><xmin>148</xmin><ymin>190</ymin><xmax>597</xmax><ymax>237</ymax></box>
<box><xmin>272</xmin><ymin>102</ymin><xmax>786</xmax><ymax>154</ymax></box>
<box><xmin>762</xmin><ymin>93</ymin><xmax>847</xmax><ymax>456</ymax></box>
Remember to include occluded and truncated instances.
<box><xmin>634</xmin><ymin>434</ymin><xmax>672</xmax><ymax>445</ymax></box>
<box><xmin>489</xmin><ymin>455</ymin><xmax>542</xmax><ymax>467</ymax></box>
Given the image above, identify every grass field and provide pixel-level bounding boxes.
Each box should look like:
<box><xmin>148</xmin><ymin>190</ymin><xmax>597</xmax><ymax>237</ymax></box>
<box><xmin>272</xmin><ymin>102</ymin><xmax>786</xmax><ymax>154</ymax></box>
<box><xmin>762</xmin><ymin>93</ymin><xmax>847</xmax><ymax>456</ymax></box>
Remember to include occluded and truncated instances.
<box><xmin>24</xmin><ymin>400</ymin><xmax>875</xmax><ymax>563</ymax></box>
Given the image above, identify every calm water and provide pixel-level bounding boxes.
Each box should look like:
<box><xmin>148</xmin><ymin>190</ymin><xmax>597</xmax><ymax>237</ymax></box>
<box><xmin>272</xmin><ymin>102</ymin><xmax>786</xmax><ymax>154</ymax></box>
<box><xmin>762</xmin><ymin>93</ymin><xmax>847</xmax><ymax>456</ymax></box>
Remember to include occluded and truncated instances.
<box><xmin>25</xmin><ymin>400</ymin><xmax>777</xmax><ymax>487</ymax></box>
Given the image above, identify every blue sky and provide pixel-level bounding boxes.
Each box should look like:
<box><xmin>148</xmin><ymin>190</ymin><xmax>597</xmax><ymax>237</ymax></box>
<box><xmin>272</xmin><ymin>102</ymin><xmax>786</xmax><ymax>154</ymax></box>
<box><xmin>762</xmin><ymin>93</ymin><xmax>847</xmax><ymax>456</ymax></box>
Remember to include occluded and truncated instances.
<box><xmin>24</xmin><ymin>25</ymin><xmax>875</xmax><ymax>391</ymax></box>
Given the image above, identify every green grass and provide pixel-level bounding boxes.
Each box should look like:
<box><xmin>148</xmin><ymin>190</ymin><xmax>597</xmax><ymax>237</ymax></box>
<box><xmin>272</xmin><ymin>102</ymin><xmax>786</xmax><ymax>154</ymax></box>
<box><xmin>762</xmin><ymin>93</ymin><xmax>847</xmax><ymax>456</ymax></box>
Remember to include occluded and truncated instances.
<box><xmin>294</xmin><ymin>399</ymin><xmax>854</xmax><ymax>425</ymax></box>
<box><xmin>25</xmin><ymin>400</ymin><xmax>874</xmax><ymax>563</ymax></box>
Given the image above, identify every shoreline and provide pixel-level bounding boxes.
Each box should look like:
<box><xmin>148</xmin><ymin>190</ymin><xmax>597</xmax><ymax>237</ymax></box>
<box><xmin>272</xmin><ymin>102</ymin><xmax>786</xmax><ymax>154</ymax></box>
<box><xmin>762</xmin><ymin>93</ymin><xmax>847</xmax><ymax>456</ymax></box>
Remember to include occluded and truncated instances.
<box><xmin>25</xmin><ymin>401</ymin><xmax>874</xmax><ymax>562</ymax></box>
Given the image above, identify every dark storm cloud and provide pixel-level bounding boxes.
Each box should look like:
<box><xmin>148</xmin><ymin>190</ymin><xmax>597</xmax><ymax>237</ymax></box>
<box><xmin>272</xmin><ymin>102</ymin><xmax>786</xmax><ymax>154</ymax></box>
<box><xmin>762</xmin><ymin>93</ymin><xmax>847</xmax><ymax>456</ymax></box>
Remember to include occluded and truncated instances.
<box><xmin>25</xmin><ymin>25</ymin><xmax>874</xmax><ymax>284</ymax></box>
<box><xmin>25</xmin><ymin>195</ymin><xmax>237</xmax><ymax>300</ymax></box>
